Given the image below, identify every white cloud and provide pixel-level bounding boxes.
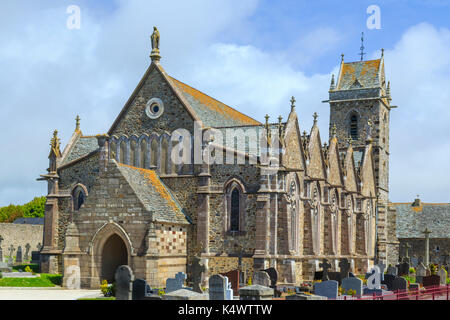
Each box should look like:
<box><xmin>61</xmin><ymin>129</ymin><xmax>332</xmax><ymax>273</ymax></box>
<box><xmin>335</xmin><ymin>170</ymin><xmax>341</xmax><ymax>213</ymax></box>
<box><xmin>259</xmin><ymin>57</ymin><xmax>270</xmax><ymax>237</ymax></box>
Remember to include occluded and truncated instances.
<box><xmin>0</xmin><ymin>2</ymin><xmax>449</xmax><ymax>206</ymax></box>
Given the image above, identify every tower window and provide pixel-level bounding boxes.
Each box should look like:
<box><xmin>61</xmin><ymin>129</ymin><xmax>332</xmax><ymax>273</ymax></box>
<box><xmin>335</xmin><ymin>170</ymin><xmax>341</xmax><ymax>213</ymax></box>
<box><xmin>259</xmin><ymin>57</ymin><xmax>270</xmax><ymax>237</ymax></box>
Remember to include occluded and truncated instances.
<box><xmin>350</xmin><ymin>114</ymin><xmax>358</xmax><ymax>140</ymax></box>
<box><xmin>230</xmin><ymin>188</ymin><xmax>240</xmax><ymax>231</ymax></box>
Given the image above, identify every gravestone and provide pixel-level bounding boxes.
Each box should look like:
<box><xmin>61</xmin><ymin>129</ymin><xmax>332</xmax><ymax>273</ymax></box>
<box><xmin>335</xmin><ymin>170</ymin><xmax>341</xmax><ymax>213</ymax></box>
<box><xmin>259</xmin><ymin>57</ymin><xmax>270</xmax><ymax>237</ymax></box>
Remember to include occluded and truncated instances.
<box><xmin>253</xmin><ymin>271</ymin><xmax>270</xmax><ymax>287</ymax></box>
<box><xmin>220</xmin><ymin>270</ymin><xmax>239</xmax><ymax>296</ymax></box>
<box><xmin>366</xmin><ymin>266</ymin><xmax>381</xmax><ymax>289</ymax></box>
<box><xmin>0</xmin><ymin>262</ymin><xmax>12</xmax><ymax>272</ymax></box>
<box><xmin>239</xmin><ymin>284</ymin><xmax>273</xmax><ymax>300</ymax></box>
<box><xmin>209</xmin><ymin>274</ymin><xmax>227</xmax><ymax>300</ymax></box>
<box><xmin>166</xmin><ymin>272</ymin><xmax>186</xmax><ymax>293</ymax></box>
<box><xmin>392</xmin><ymin>277</ymin><xmax>407</xmax><ymax>291</ymax></box>
<box><xmin>31</xmin><ymin>251</ymin><xmax>40</xmax><ymax>264</ymax></box>
<box><xmin>225</xmin><ymin>279</ymin><xmax>233</xmax><ymax>300</ymax></box>
<box><xmin>115</xmin><ymin>265</ymin><xmax>134</xmax><ymax>300</ymax></box>
<box><xmin>327</xmin><ymin>272</ymin><xmax>342</xmax><ymax>285</ymax></box>
<box><xmin>386</xmin><ymin>265</ymin><xmax>398</xmax><ymax>276</ymax></box>
<box><xmin>286</xmin><ymin>293</ymin><xmax>327</xmax><ymax>300</ymax></box>
<box><xmin>24</xmin><ymin>243</ymin><xmax>31</xmax><ymax>261</ymax></box>
<box><xmin>376</xmin><ymin>262</ymin><xmax>386</xmax><ymax>281</ymax></box>
<box><xmin>262</xmin><ymin>267</ymin><xmax>278</xmax><ymax>288</ymax></box>
<box><xmin>342</xmin><ymin>277</ymin><xmax>363</xmax><ymax>297</ymax></box>
<box><xmin>422</xmin><ymin>275</ymin><xmax>440</xmax><ymax>288</ymax></box>
<box><xmin>191</xmin><ymin>256</ymin><xmax>206</xmax><ymax>293</ymax></box>
<box><xmin>314</xmin><ymin>271</ymin><xmax>323</xmax><ymax>281</ymax></box>
<box><xmin>163</xmin><ymin>289</ymin><xmax>208</xmax><ymax>300</ymax></box>
<box><xmin>411</xmin><ymin>257</ymin><xmax>418</xmax><ymax>268</ymax></box>
<box><xmin>16</xmin><ymin>246</ymin><xmax>23</xmax><ymax>264</ymax></box>
<box><xmin>397</xmin><ymin>261</ymin><xmax>410</xmax><ymax>276</ymax></box>
<box><xmin>313</xmin><ymin>280</ymin><xmax>338</xmax><ymax>299</ymax></box>
<box><xmin>381</xmin><ymin>274</ymin><xmax>396</xmax><ymax>291</ymax></box>
<box><xmin>339</xmin><ymin>258</ymin><xmax>351</xmax><ymax>279</ymax></box>
<box><xmin>132</xmin><ymin>279</ymin><xmax>152</xmax><ymax>300</ymax></box>
<box><xmin>438</xmin><ymin>267</ymin><xmax>447</xmax><ymax>285</ymax></box>
<box><xmin>319</xmin><ymin>259</ymin><xmax>332</xmax><ymax>281</ymax></box>
<box><xmin>416</xmin><ymin>263</ymin><xmax>427</xmax><ymax>284</ymax></box>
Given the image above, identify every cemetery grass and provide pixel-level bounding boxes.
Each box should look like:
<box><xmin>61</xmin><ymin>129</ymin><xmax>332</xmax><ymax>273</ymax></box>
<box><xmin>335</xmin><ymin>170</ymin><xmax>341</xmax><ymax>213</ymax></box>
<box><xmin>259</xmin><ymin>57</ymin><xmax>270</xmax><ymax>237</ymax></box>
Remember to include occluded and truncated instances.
<box><xmin>0</xmin><ymin>274</ymin><xmax>62</xmax><ymax>287</ymax></box>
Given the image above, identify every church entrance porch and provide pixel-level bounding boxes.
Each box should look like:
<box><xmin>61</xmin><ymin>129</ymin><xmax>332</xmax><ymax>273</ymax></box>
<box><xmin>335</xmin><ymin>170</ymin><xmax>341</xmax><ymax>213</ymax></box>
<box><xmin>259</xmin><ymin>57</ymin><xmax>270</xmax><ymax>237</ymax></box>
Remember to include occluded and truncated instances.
<box><xmin>101</xmin><ymin>234</ymin><xmax>128</xmax><ymax>283</ymax></box>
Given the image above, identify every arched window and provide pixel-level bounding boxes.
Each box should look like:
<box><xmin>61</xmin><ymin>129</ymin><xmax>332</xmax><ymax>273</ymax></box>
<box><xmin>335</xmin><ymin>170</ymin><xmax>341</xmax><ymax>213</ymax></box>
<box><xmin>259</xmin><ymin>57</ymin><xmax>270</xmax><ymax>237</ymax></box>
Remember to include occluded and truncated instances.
<box><xmin>72</xmin><ymin>186</ymin><xmax>87</xmax><ymax>211</ymax></box>
<box><xmin>350</xmin><ymin>114</ymin><xmax>358</xmax><ymax>141</ymax></box>
<box><xmin>130</xmin><ymin>140</ymin><xmax>137</xmax><ymax>167</ymax></box>
<box><xmin>109</xmin><ymin>140</ymin><xmax>117</xmax><ymax>160</ymax></box>
<box><xmin>140</xmin><ymin>139</ymin><xmax>148</xmax><ymax>169</ymax></box>
<box><xmin>224</xmin><ymin>179</ymin><xmax>246</xmax><ymax>234</ymax></box>
<box><xmin>151</xmin><ymin>138</ymin><xmax>158</xmax><ymax>168</ymax></box>
<box><xmin>230</xmin><ymin>189</ymin><xmax>240</xmax><ymax>231</ymax></box>
<box><xmin>160</xmin><ymin>137</ymin><xmax>169</xmax><ymax>174</ymax></box>
<box><xmin>119</xmin><ymin>140</ymin><xmax>126</xmax><ymax>164</ymax></box>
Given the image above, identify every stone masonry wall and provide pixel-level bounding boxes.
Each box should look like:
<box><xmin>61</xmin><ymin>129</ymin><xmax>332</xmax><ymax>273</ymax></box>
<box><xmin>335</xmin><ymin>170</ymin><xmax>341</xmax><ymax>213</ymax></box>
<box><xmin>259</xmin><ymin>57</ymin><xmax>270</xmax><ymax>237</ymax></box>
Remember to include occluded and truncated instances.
<box><xmin>0</xmin><ymin>223</ymin><xmax>43</xmax><ymax>262</ymax></box>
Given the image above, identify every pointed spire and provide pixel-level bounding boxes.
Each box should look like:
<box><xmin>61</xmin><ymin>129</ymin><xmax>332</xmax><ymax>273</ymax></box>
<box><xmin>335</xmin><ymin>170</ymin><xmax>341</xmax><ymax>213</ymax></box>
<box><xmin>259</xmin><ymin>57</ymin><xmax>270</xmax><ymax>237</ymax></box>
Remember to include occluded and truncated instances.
<box><xmin>50</xmin><ymin>129</ymin><xmax>61</xmax><ymax>158</ymax></box>
<box><xmin>75</xmin><ymin>115</ymin><xmax>81</xmax><ymax>132</ymax></box>
<box><xmin>290</xmin><ymin>96</ymin><xmax>296</xmax><ymax>111</ymax></box>
<box><xmin>386</xmin><ymin>81</ymin><xmax>391</xmax><ymax>100</ymax></box>
<box><xmin>381</xmin><ymin>48</ymin><xmax>384</xmax><ymax>58</ymax></box>
<box><xmin>330</xmin><ymin>74</ymin><xmax>335</xmax><ymax>90</ymax></box>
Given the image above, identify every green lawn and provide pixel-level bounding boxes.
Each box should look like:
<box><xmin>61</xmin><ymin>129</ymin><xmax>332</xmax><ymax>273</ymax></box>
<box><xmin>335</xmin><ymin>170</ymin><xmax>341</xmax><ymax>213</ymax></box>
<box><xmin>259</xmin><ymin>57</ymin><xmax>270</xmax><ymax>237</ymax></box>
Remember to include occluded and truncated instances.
<box><xmin>0</xmin><ymin>274</ymin><xmax>62</xmax><ymax>287</ymax></box>
<box><xmin>11</xmin><ymin>263</ymin><xmax>39</xmax><ymax>273</ymax></box>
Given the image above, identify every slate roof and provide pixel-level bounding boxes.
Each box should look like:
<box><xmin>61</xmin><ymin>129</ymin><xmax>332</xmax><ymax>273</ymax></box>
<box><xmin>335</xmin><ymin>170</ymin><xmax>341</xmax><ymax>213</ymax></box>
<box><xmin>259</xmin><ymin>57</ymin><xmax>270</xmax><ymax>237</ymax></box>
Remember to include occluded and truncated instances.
<box><xmin>394</xmin><ymin>202</ymin><xmax>450</xmax><ymax>239</ymax></box>
<box><xmin>116</xmin><ymin>163</ymin><xmax>190</xmax><ymax>225</ymax></box>
<box><xmin>13</xmin><ymin>217</ymin><xmax>45</xmax><ymax>225</ymax></box>
<box><xmin>168</xmin><ymin>76</ymin><xmax>261</xmax><ymax>127</ymax></box>
<box><xmin>62</xmin><ymin>135</ymin><xmax>98</xmax><ymax>165</ymax></box>
<box><xmin>337</xmin><ymin>59</ymin><xmax>382</xmax><ymax>90</ymax></box>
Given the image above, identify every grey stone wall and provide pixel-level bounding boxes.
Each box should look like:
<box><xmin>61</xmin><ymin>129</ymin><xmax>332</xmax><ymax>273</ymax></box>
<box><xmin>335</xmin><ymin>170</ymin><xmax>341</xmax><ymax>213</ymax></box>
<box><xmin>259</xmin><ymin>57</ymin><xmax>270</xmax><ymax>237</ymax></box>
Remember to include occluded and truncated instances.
<box><xmin>0</xmin><ymin>223</ymin><xmax>43</xmax><ymax>262</ymax></box>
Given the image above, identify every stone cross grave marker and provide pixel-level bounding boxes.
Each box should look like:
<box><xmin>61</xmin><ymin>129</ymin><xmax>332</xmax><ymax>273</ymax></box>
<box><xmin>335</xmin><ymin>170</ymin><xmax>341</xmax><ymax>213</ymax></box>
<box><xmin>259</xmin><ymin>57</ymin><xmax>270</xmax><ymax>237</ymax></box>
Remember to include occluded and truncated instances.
<box><xmin>166</xmin><ymin>272</ymin><xmax>186</xmax><ymax>293</ymax></box>
<box><xmin>24</xmin><ymin>243</ymin><xmax>31</xmax><ymax>261</ymax></box>
<box><xmin>320</xmin><ymin>258</ymin><xmax>332</xmax><ymax>281</ymax></box>
<box><xmin>366</xmin><ymin>266</ymin><xmax>381</xmax><ymax>290</ymax></box>
<box><xmin>376</xmin><ymin>261</ymin><xmax>386</xmax><ymax>281</ymax></box>
<box><xmin>192</xmin><ymin>256</ymin><xmax>206</xmax><ymax>293</ymax></box>
<box><xmin>8</xmin><ymin>245</ymin><xmax>14</xmax><ymax>266</ymax></box>
<box><xmin>115</xmin><ymin>265</ymin><xmax>134</xmax><ymax>300</ymax></box>
<box><xmin>339</xmin><ymin>258</ymin><xmax>350</xmax><ymax>279</ymax></box>
<box><xmin>422</xmin><ymin>275</ymin><xmax>440</xmax><ymax>288</ymax></box>
<box><xmin>438</xmin><ymin>267</ymin><xmax>447</xmax><ymax>285</ymax></box>
<box><xmin>342</xmin><ymin>277</ymin><xmax>363</xmax><ymax>297</ymax></box>
<box><xmin>225</xmin><ymin>278</ymin><xmax>233</xmax><ymax>300</ymax></box>
<box><xmin>313</xmin><ymin>280</ymin><xmax>338</xmax><ymax>299</ymax></box>
<box><xmin>253</xmin><ymin>270</ymin><xmax>271</xmax><ymax>287</ymax></box>
<box><xmin>209</xmin><ymin>274</ymin><xmax>227</xmax><ymax>300</ymax></box>
<box><xmin>16</xmin><ymin>246</ymin><xmax>23</xmax><ymax>264</ymax></box>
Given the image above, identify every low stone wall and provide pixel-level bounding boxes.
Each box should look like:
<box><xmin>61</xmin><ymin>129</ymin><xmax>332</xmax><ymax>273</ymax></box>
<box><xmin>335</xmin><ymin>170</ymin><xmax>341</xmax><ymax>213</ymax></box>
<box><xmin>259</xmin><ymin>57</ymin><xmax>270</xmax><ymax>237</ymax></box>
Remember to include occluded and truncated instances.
<box><xmin>0</xmin><ymin>223</ymin><xmax>43</xmax><ymax>262</ymax></box>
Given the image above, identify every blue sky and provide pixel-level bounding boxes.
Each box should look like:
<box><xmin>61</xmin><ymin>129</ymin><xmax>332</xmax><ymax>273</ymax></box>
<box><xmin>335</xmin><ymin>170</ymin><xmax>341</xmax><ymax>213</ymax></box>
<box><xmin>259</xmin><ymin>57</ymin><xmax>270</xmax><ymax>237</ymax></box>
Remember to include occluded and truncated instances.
<box><xmin>1</xmin><ymin>0</ymin><xmax>450</xmax><ymax>205</ymax></box>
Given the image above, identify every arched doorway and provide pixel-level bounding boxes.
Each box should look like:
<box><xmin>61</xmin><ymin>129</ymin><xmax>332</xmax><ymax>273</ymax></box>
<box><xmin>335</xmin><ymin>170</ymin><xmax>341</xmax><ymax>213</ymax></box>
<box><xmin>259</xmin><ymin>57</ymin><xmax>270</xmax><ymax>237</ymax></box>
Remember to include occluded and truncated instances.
<box><xmin>101</xmin><ymin>234</ymin><xmax>128</xmax><ymax>283</ymax></box>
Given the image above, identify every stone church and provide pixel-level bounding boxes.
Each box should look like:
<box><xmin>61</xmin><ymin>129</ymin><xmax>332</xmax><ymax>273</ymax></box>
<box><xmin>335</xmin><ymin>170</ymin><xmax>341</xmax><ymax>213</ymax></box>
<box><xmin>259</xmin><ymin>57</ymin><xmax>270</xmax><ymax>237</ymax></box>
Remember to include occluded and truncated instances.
<box><xmin>38</xmin><ymin>29</ymin><xmax>398</xmax><ymax>288</ymax></box>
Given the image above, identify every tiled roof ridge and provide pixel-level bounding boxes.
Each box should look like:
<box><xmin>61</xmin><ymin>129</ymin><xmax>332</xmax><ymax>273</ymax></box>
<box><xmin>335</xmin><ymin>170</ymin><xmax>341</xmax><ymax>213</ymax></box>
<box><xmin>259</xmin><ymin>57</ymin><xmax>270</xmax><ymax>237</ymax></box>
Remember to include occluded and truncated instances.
<box><xmin>168</xmin><ymin>75</ymin><xmax>261</xmax><ymax>125</ymax></box>
<box><xmin>117</xmin><ymin>163</ymin><xmax>182</xmax><ymax>213</ymax></box>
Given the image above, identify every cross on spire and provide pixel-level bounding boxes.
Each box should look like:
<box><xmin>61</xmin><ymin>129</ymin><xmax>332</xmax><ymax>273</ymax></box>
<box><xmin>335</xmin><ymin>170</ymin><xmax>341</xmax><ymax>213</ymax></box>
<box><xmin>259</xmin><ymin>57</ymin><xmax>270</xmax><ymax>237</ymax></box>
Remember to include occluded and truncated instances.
<box><xmin>313</xmin><ymin>112</ymin><xmax>318</xmax><ymax>124</ymax></box>
<box><xmin>75</xmin><ymin>115</ymin><xmax>80</xmax><ymax>131</ymax></box>
<box><xmin>359</xmin><ymin>32</ymin><xmax>366</xmax><ymax>61</ymax></box>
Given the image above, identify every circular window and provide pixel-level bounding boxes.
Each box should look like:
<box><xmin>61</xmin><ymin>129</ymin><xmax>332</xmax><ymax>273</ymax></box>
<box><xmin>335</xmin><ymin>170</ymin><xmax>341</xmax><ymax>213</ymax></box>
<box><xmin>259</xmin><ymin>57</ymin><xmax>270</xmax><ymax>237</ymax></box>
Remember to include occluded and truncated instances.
<box><xmin>145</xmin><ymin>97</ymin><xmax>164</xmax><ymax>119</ymax></box>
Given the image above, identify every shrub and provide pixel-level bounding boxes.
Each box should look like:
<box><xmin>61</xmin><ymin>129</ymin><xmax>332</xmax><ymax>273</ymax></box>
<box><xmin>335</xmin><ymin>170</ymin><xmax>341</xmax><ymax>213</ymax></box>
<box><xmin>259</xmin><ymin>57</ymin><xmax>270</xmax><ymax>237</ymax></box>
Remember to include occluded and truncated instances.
<box><xmin>24</xmin><ymin>266</ymin><xmax>32</xmax><ymax>273</ymax></box>
<box><xmin>409</xmin><ymin>267</ymin><xmax>415</xmax><ymax>274</ymax></box>
<box><xmin>347</xmin><ymin>289</ymin><xmax>356</xmax><ymax>296</ymax></box>
<box><xmin>430</xmin><ymin>264</ymin><xmax>437</xmax><ymax>276</ymax></box>
<box><xmin>100</xmin><ymin>280</ymin><xmax>115</xmax><ymax>297</ymax></box>
<box><xmin>0</xmin><ymin>273</ymin><xmax>2</xmax><ymax>279</ymax></box>
<box><xmin>247</xmin><ymin>276</ymin><xmax>252</xmax><ymax>286</ymax></box>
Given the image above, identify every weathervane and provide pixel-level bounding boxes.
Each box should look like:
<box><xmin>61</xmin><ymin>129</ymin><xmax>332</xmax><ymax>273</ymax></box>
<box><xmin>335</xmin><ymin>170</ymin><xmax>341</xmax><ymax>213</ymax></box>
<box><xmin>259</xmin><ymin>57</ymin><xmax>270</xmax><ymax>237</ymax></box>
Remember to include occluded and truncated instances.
<box><xmin>359</xmin><ymin>32</ymin><xmax>366</xmax><ymax>61</ymax></box>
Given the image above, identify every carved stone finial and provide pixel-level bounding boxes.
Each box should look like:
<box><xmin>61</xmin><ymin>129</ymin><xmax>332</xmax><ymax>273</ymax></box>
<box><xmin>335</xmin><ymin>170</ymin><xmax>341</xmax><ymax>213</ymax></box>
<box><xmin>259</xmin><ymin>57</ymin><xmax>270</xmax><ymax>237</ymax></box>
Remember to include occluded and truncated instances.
<box><xmin>313</xmin><ymin>112</ymin><xmax>318</xmax><ymax>124</ymax></box>
<box><xmin>341</xmin><ymin>53</ymin><xmax>344</xmax><ymax>62</ymax></box>
<box><xmin>150</xmin><ymin>26</ymin><xmax>161</xmax><ymax>62</ymax></box>
<box><xmin>278</xmin><ymin>115</ymin><xmax>283</xmax><ymax>125</ymax></box>
<box><xmin>331</xmin><ymin>124</ymin><xmax>337</xmax><ymax>137</ymax></box>
<box><xmin>75</xmin><ymin>115</ymin><xmax>80</xmax><ymax>132</ymax></box>
<box><xmin>330</xmin><ymin>74</ymin><xmax>335</xmax><ymax>90</ymax></box>
<box><xmin>290</xmin><ymin>96</ymin><xmax>296</xmax><ymax>110</ymax></box>
<box><xmin>265</xmin><ymin>114</ymin><xmax>269</xmax><ymax>126</ymax></box>
<box><xmin>347</xmin><ymin>136</ymin><xmax>352</xmax><ymax>147</ymax></box>
<box><xmin>50</xmin><ymin>129</ymin><xmax>61</xmax><ymax>158</ymax></box>
<box><xmin>381</xmin><ymin>48</ymin><xmax>384</xmax><ymax>57</ymax></box>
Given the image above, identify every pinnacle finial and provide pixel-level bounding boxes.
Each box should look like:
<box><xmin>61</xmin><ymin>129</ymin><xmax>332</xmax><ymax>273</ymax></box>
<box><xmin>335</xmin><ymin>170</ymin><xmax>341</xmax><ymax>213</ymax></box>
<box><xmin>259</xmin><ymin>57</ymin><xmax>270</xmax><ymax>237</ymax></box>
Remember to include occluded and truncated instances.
<box><xmin>359</xmin><ymin>32</ymin><xmax>366</xmax><ymax>61</ymax></box>
<box><xmin>331</xmin><ymin>124</ymin><xmax>337</xmax><ymax>137</ymax></box>
<box><xmin>313</xmin><ymin>112</ymin><xmax>318</xmax><ymax>124</ymax></box>
<box><xmin>347</xmin><ymin>136</ymin><xmax>352</xmax><ymax>147</ymax></box>
<box><xmin>381</xmin><ymin>48</ymin><xmax>384</xmax><ymax>57</ymax></box>
<box><xmin>265</xmin><ymin>114</ymin><xmax>269</xmax><ymax>124</ymax></box>
<box><xmin>330</xmin><ymin>74</ymin><xmax>335</xmax><ymax>90</ymax></box>
<box><xmin>341</xmin><ymin>53</ymin><xmax>344</xmax><ymax>62</ymax></box>
<box><xmin>75</xmin><ymin>115</ymin><xmax>80</xmax><ymax>131</ymax></box>
<box><xmin>150</xmin><ymin>26</ymin><xmax>161</xmax><ymax>62</ymax></box>
<box><xmin>290</xmin><ymin>96</ymin><xmax>296</xmax><ymax>110</ymax></box>
<box><xmin>278</xmin><ymin>115</ymin><xmax>283</xmax><ymax>125</ymax></box>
